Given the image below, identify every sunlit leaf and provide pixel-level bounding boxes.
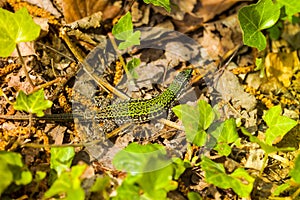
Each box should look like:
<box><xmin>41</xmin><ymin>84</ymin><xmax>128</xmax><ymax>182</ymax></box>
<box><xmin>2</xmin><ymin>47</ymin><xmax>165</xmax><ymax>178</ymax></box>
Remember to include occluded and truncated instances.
<box><xmin>201</xmin><ymin>156</ymin><xmax>254</xmax><ymax>198</ymax></box>
<box><xmin>143</xmin><ymin>0</ymin><xmax>171</xmax><ymax>12</ymax></box>
<box><xmin>112</xmin><ymin>12</ymin><xmax>140</xmax><ymax>50</ymax></box>
<box><xmin>0</xmin><ymin>161</ymin><xmax>13</xmax><ymax>195</ymax></box>
<box><xmin>238</xmin><ymin>0</ymin><xmax>280</xmax><ymax>50</ymax></box>
<box><xmin>44</xmin><ymin>164</ymin><xmax>86</xmax><ymax>200</ymax></box>
<box><xmin>14</xmin><ymin>89</ymin><xmax>53</xmax><ymax>117</ymax></box>
<box><xmin>50</xmin><ymin>147</ymin><xmax>75</xmax><ymax>176</ymax></box>
<box><xmin>126</xmin><ymin>57</ymin><xmax>140</xmax><ymax>79</ymax></box>
<box><xmin>172</xmin><ymin>100</ymin><xmax>215</xmax><ymax>146</ymax></box>
<box><xmin>113</xmin><ymin>143</ymin><xmax>168</xmax><ymax>173</ymax></box>
<box><xmin>210</xmin><ymin>119</ymin><xmax>239</xmax><ymax>156</ymax></box>
<box><xmin>241</xmin><ymin>127</ymin><xmax>295</xmax><ymax>154</ymax></box>
<box><xmin>277</xmin><ymin>0</ymin><xmax>300</xmax><ymax>20</ymax></box>
<box><xmin>0</xmin><ymin>7</ymin><xmax>40</xmax><ymax>57</ymax></box>
<box><xmin>0</xmin><ymin>151</ymin><xmax>32</xmax><ymax>195</ymax></box>
<box><xmin>290</xmin><ymin>154</ymin><xmax>300</xmax><ymax>183</ymax></box>
<box><xmin>263</xmin><ymin>105</ymin><xmax>297</xmax><ymax>145</ymax></box>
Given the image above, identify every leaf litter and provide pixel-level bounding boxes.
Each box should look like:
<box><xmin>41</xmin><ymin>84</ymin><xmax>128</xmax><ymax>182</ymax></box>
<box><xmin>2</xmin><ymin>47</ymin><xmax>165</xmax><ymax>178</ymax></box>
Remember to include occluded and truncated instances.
<box><xmin>0</xmin><ymin>0</ymin><xmax>299</xmax><ymax>199</ymax></box>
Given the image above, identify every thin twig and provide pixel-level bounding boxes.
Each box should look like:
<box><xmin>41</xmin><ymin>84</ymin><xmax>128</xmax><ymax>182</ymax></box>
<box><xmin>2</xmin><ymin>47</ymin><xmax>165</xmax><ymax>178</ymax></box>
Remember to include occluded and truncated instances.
<box><xmin>16</xmin><ymin>44</ymin><xmax>35</xmax><ymax>88</ymax></box>
<box><xmin>60</xmin><ymin>28</ymin><xmax>129</xmax><ymax>100</ymax></box>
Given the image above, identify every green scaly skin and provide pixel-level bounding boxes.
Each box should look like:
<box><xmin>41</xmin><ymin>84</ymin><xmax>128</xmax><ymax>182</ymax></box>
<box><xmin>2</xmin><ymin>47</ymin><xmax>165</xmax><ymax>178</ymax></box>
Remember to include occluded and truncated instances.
<box><xmin>96</xmin><ymin>69</ymin><xmax>193</xmax><ymax>123</ymax></box>
<box><xmin>0</xmin><ymin>69</ymin><xmax>193</xmax><ymax>123</ymax></box>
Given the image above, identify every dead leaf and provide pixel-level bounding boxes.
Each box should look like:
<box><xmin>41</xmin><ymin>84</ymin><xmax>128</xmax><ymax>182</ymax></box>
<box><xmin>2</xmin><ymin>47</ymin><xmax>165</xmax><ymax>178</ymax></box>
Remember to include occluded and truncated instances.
<box><xmin>152</xmin><ymin>0</ymin><xmax>197</xmax><ymax>21</ymax></box>
<box><xmin>46</xmin><ymin>124</ymin><xmax>67</xmax><ymax>145</ymax></box>
<box><xmin>10</xmin><ymin>42</ymin><xmax>36</xmax><ymax>57</ymax></box>
<box><xmin>57</xmin><ymin>0</ymin><xmax>120</xmax><ymax>23</ymax></box>
<box><xmin>245</xmin><ymin>149</ymin><xmax>266</xmax><ymax>171</ymax></box>
<box><xmin>215</xmin><ymin>69</ymin><xmax>257</xmax><ymax>111</ymax></box>
<box><xmin>195</xmin><ymin>0</ymin><xmax>239</xmax><ymax>22</ymax></box>
<box><xmin>24</xmin><ymin>0</ymin><xmax>61</xmax><ymax>17</ymax></box>
<box><xmin>33</xmin><ymin>17</ymin><xmax>49</xmax><ymax>36</ymax></box>
<box><xmin>282</xmin><ymin>20</ymin><xmax>300</xmax><ymax>50</ymax></box>
<box><xmin>199</xmin><ymin>15</ymin><xmax>242</xmax><ymax>60</ymax></box>
<box><xmin>265</xmin><ymin>51</ymin><xmax>300</xmax><ymax>87</ymax></box>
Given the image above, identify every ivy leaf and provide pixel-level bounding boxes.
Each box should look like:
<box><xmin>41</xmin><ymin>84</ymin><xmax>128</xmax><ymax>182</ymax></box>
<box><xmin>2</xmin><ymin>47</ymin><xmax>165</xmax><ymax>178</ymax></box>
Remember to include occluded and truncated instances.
<box><xmin>14</xmin><ymin>89</ymin><xmax>53</xmax><ymax>117</ymax></box>
<box><xmin>187</xmin><ymin>191</ymin><xmax>202</xmax><ymax>200</ymax></box>
<box><xmin>113</xmin><ymin>143</ymin><xmax>180</xmax><ymax>199</ymax></box>
<box><xmin>277</xmin><ymin>0</ymin><xmax>300</xmax><ymax>20</ymax></box>
<box><xmin>0</xmin><ymin>160</ymin><xmax>13</xmax><ymax>196</ymax></box>
<box><xmin>112</xmin><ymin>12</ymin><xmax>140</xmax><ymax>50</ymax></box>
<box><xmin>172</xmin><ymin>100</ymin><xmax>215</xmax><ymax>146</ymax></box>
<box><xmin>126</xmin><ymin>58</ymin><xmax>140</xmax><ymax>79</ymax></box>
<box><xmin>143</xmin><ymin>0</ymin><xmax>171</xmax><ymax>12</ymax></box>
<box><xmin>201</xmin><ymin>156</ymin><xmax>254</xmax><ymax>198</ymax></box>
<box><xmin>290</xmin><ymin>154</ymin><xmax>300</xmax><ymax>183</ymax></box>
<box><xmin>241</xmin><ymin>127</ymin><xmax>295</xmax><ymax>154</ymax></box>
<box><xmin>50</xmin><ymin>147</ymin><xmax>75</xmax><ymax>177</ymax></box>
<box><xmin>238</xmin><ymin>0</ymin><xmax>280</xmax><ymax>50</ymax></box>
<box><xmin>113</xmin><ymin>143</ymin><xmax>168</xmax><ymax>173</ymax></box>
<box><xmin>0</xmin><ymin>151</ymin><xmax>32</xmax><ymax>195</ymax></box>
<box><xmin>44</xmin><ymin>164</ymin><xmax>86</xmax><ymax>200</ymax></box>
<box><xmin>0</xmin><ymin>7</ymin><xmax>40</xmax><ymax>57</ymax></box>
<box><xmin>263</xmin><ymin>105</ymin><xmax>297</xmax><ymax>145</ymax></box>
<box><xmin>210</xmin><ymin>118</ymin><xmax>239</xmax><ymax>156</ymax></box>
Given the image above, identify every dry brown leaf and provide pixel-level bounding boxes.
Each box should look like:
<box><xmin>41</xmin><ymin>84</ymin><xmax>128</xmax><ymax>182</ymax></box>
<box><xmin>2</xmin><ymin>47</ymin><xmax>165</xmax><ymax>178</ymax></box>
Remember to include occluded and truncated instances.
<box><xmin>10</xmin><ymin>42</ymin><xmax>36</xmax><ymax>57</ymax></box>
<box><xmin>195</xmin><ymin>0</ymin><xmax>239</xmax><ymax>22</ymax></box>
<box><xmin>57</xmin><ymin>0</ymin><xmax>120</xmax><ymax>23</ymax></box>
<box><xmin>199</xmin><ymin>15</ymin><xmax>242</xmax><ymax>60</ymax></box>
<box><xmin>245</xmin><ymin>149</ymin><xmax>265</xmax><ymax>171</ymax></box>
<box><xmin>24</xmin><ymin>0</ymin><xmax>61</xmax><ymax>17</ymax></box>
<box><xmin>215</xmin><ymin>70</ymin><xmax>257</xmax><ymax>112</ymax></box>
<box><xmin>265</xmin><ymin>51</ymin><xmax>300</xmax><ymax>87</ymax></box>
<box><xmin>0</xmin><ymin>0</ymin><xmax>6</xmax><ymax>7</ymax></box>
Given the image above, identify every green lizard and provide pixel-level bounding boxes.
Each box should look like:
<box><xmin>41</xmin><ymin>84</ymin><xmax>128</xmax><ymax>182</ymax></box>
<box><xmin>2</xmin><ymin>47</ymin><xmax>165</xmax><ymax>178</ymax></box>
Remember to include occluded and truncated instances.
<box><xmin>0</xmin><ymin>69</ymin><xmax>193</xmax><ymax>124</ymax></box>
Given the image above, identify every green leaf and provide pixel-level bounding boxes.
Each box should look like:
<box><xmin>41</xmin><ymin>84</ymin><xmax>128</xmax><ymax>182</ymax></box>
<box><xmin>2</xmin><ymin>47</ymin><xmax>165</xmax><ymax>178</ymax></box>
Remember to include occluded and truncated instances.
<box><xmin>118</xmin><ymin>31</ymin><xmax>141</xmax><ymax>50</ymax></box>
<box><xmin>138</xmin><ymin>164</ymin><xmax>176</xmax><ymax>199</ymax></box>
<box><xmin>290</xmin><ymin>154</ymin><xmax>300</xmax><ymax>183</ymax></box>
<box><xmin>113</xmin><ymin>179</ymin><xmax>141</xmax><ymax>200</ymax></box>
<box><xmin>112</xmin><ymin>12</ymin><xmax>140</xmax><ymax>50</ymax></box>
<box><xmin>172</xmin><ymin>157</ymin><xmax>189</xmax><ymax>180</ymax></box>
<box><xmin>143</xmin><ymin>0</ymin><xmax>171</xmax><ymax>12</ymax></box>
<box><xmin>172</xmin><ymin>100</ymin><xmax>215</xmax><ymax>146</ymax></box>
<box><xmin>267</xmin><ymin>22</ymin><xmax>282</xmax><ymax>40</ymax></box>
<box><xmin>198</xmin><ymin>100</ymin><xmax>215</xmax><ymax>130</ymax></box>
<box><xmin>113</xmin><ymin>143</ymin><xmax>169</xmax><ymax>173</ymax></box>
<box><xmin>126</xmin><ymin>58</ymin><xmax>140</xmax><ymax>79</ymax></box>
<box><xmin>263</xmin><ymin>105</ymin><xmax>297</xmax><ymax>145</ymax></box>
<box><xmin>44</xmin><ymin>164</ymin><xmax>86</xmax><ymax>200</ymax></box>
<box><xmin>0</xmin><ymin>7</ymin><xmax>40</xmax><ymax>57</ymax></box>
<box><xmin>201</xmin><ymin>156</ymin><xmax>254</xmax><ymax>198</ymax></box>
<box><xmin>277</xmin><ymin>0</ymin><xmax>300</xmax><ymax>20</ymax></box>
<box><xmin>50</xmin><ymin>147</ymin><xmax>75</xmax><ymax>176</ymax></box>
<box><xmin>273</xmin><ymin>182</ymin><xmax>291</xmax><ymax>196</ymax></box>
<box><xmin>210</xmin><ymin>119</ymin><xmax>239</xmax><ymax>156</ymax></box>
<box><xmin>15</xmin><ymin>170</ymin><xmax>32</xmax><ymax>185</ymax></box>
<box><xmin>113</xmin><ymin>143</ymin><xmax>180</xmax><ymax>199</ymax></box>
<box><xmin>90</xmin><ymin>176</ymin><xmax>110</xmax><ymax>192</ymax></box>
<box><xmin>241</xmin><ymin>127</ymin><xmax>295</xmax><ymax>154</ymax></box>
<box><xmin>0</xmin><ymin>151</ymin><xmax>32</xmax><ymax>195</ymax></box>
<box><xmin>115</xmin><ymin>162</ymin><xmax>176</xmax><ymax>200</ymax></box>
<box><xmin>14</xmin><ymin>89</ymin><xmax>53</xmax><ymax>117</ymax></box>
<box><xmin>238</xmin><ymin>0</ymin><xmax>280</xmax><ymax>50</ymax></box>
<box><xmin>35</xmin><ymin>171</ymin><xmax>47</xmax><ymax>182</ymax></box>
<box><xmin>0</xmin><ymin>161</ymin><xmax>13</xmax><ymax>196</ymax></box>
<box><xmin>188</xmin><ymin>191</ymin><xmax>202</xmax><ymax>200</ymax></box>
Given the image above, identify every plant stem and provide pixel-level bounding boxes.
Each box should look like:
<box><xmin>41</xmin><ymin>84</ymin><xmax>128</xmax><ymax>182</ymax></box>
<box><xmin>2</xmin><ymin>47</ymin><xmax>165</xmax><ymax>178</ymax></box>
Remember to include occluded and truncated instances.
<box><xmin>16</xmin><ymin>44</ymin><xmax>35</xmax><ymax>88</ymax></box>
<box><xmin>60</xmin><ymin>28</ymin><xmax>129</xmax><ymax>100</ymax></box>
<box><xmin>108</xmin><ymin>33</ymin><xmax>132</xmax><ymax>80</ymax></box>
